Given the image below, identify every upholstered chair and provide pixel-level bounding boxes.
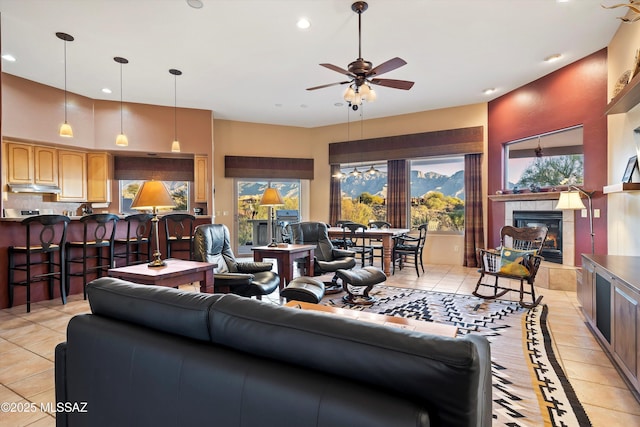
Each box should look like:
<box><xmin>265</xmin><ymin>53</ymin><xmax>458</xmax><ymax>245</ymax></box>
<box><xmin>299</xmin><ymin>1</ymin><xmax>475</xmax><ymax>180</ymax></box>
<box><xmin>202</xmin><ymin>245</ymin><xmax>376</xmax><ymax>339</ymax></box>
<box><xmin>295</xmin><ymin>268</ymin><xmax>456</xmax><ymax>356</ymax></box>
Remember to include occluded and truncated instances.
<box><xmin>193</xmin><ymin>223</ymin><xmax>279</xmax><ymax>299</ymax></box>
<box><xmin>287</xmin><ymin>221</ymin><xmax>356</xmax><ymax>293</ymax></box>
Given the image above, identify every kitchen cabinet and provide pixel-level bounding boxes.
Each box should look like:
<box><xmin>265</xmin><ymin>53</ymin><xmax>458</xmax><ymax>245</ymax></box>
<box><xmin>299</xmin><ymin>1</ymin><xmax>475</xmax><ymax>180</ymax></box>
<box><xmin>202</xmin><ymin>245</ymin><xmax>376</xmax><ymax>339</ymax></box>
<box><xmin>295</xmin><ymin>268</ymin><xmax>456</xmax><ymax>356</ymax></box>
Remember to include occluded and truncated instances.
<box><xmin>34</xmin><ymin>146</ymin><xmax>58</xmax><ymax>186</ymax></box>
<box><xmin>6</xmin><ymin>142</ymin><xmax>58</xmax><ymax>186</ymax></box>
<box><xmin>6</xmin><ymin>142</ymin><xmax>34</xmax><ymax>184</ymax></box>
<box><xmin>87</xmin><ymin>152</ymin><xmax>111</xmax><ymax>203</ymax></box>
<box><xmin>194</xmin><ymin>155</ymin><xmax>208</xmax><ymax>203</ymax></box>
<box><xmin>57</xmin><ymin>149</ymin><xmax>87</xmax><ymax>202</ymax></box>
<box><xmin>581</xmin><ymin>254</ymin><xmax>640</xmax><ymax>395</ymax></box>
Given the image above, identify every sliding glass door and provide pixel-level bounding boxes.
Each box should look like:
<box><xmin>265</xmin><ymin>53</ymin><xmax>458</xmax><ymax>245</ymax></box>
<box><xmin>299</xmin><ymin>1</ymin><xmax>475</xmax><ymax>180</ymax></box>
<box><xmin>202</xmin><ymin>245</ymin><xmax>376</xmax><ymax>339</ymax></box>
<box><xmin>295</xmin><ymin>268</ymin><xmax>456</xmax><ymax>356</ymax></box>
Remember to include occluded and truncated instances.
<box><xmin>235</xmin><ymin>179</ymin><xmax>300</xmax><ymax>255</ymax></box>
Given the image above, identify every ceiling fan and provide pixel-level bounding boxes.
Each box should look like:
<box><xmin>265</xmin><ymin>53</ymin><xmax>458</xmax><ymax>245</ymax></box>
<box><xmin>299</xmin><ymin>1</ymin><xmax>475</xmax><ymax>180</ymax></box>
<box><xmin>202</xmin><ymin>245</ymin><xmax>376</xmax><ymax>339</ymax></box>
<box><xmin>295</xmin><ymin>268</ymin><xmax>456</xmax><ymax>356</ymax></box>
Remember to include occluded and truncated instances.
<box><xmin>306</xmin><ymin>1</ymin><xmax>414</xmax><ymax>109</ymax></box>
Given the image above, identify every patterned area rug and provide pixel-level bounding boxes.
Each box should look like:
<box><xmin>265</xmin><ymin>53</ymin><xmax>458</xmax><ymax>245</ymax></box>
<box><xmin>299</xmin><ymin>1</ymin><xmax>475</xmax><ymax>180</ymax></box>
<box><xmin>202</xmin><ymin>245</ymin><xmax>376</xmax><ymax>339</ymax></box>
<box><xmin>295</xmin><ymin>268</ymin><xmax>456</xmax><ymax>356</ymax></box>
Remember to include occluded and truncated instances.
<box><xmin>324</xmin><ymin>286</ymin><xmax>592</xmax><ymax>426</ymax></box>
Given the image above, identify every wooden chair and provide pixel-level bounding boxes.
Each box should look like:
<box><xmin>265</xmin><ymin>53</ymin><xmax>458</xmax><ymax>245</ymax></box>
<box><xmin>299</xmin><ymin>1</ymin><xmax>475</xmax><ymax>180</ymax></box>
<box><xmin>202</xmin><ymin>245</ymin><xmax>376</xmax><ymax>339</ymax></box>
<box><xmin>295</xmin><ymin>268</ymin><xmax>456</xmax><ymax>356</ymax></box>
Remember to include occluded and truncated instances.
<box><xmin>473</xmin><ymin>225</ymin><xmax>548</xmax><ymax>308</ymax></box>
<box><xmin>162</xmin><ymin>213</ymin><xmax>195</xmax><ymax>260</ymax></box>
<box><xmin>8</xmin><ymin>215</ymin><xmax>71</xmax><ymax>312</ymax></box>
<box><xmin>65</xmin><ymin>214</ymin><xmax>120</xmax><ymax>300</ymax></box>
<box><xmin>342</xmin><ymin>222</ymin><xmax>375</xmax><ymax>267</ymax></box>
<box><xmin>113</xmin><ymin>213</ymin><xmax>153</xmax><ymax>266</ymax></box>
<box><xmin>392</xmin><ymin>224</ymin><xmax>427</xmax><ymax>277</ymax></box>
<box><xmin>368</xmin><ymin>220</ymin><xmax>391</xmax><ymax>266</ymax></box>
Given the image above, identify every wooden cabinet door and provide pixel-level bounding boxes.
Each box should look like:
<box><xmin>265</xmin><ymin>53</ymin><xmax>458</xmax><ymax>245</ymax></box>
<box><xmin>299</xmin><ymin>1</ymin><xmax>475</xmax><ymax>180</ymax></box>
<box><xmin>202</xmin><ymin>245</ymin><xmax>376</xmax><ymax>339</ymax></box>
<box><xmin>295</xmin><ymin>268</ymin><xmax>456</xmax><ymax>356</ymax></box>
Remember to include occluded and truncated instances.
<box><xmin>194</xmin><ymin>155</ymin><xmax>208</xmax><ymax>203</ymax></box>
<box><xmin>6</xmin><ymin>142</ymin><xmax>34</xmax><ymax>184</ymax></box>
<box><xmin>34</xmin><ymin>146</ymin><xmax>58</xmax><ymax>186</ymax></box>
<box><xmin>613</xmin><ymin>280</ymin><xmax>639</xmax><ymax>383</ymax></box>
<box><xmin>58</xmin><ymin>150</ymin><xmax>87</xmax><ymax>202</ymax></box>
<box><xmin>87</xmin><ymin>152</ymin><xmax>111</xmax><ymax>203</ymax></box>
<box><xmin>580</xmin><ymin>257</ymin><xmax>595</xmax><ymax>319</ymax></box>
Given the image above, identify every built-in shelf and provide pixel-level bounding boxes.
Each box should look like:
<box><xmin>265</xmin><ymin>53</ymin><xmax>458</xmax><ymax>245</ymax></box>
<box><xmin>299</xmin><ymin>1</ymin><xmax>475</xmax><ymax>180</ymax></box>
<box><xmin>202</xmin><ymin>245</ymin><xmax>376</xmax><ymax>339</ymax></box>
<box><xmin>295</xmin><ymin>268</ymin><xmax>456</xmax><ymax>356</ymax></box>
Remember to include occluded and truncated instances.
<box><xmin>603</xmin><ymin>182</ymin><xmax>640</xmax><ymax>194</ymax></box>
<box><xmin>606</xmin><ymin>70</ymin><xmax>640</xmax><ymax>115</ymax></box>
<box><xmin>488</xmin><ymin>191</ymin><xmax>562</xmax><ymax>202</ymax></box>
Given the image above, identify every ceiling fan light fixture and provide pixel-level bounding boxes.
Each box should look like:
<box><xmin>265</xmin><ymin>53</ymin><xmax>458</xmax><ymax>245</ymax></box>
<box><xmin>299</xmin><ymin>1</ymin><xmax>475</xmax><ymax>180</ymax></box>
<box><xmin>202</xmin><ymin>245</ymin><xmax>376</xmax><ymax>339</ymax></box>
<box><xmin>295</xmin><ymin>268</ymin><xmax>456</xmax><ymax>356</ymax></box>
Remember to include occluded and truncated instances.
<box><xmin>343</xmin><ymin>86</ymin><xmax>355</xmax><ymax>102</ymax></box>
<box><xmin>365</xmin><ymin>86</ymin><xmax>376</xmax><ymax>102</ymax></box>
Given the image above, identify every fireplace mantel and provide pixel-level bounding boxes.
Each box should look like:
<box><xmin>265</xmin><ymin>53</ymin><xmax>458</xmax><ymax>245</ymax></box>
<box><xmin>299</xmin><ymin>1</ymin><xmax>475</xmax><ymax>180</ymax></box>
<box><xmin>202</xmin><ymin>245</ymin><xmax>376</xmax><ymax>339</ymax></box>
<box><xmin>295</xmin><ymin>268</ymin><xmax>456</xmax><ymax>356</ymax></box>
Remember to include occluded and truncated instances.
<box><xmin>488</xmin><ymin>191</ymin><xmax>562</xmax><ymax>202</ymax></box>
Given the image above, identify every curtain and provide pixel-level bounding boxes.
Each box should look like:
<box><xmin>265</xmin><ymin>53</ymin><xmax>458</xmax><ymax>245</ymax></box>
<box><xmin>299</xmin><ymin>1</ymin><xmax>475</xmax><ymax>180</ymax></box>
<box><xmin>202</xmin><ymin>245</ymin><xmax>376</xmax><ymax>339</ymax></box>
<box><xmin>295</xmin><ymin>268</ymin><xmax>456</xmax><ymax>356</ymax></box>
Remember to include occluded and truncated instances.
<box><xmin>463</xmin><ymin>153</ymin><xmax>484</xmax><ymax>267</ymax></box>
<box><xmin>387</xmin><ymin>159</ymin><xmax>409</xmax><ymax>228</ymax></box>
<box><xmin>329</xmin><ymin>165</ymin><xmax>342</xmax><ymax>226</ymax></box>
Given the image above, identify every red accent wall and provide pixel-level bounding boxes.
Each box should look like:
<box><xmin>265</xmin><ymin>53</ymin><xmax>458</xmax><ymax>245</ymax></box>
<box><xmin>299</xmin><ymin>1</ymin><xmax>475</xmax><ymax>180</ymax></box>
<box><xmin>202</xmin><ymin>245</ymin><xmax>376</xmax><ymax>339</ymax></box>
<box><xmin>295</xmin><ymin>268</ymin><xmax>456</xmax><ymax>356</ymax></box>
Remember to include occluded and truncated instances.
<box><xmin>488</xmin><ymin>48</ymin><xmax>608</xmax><ymax>263</ymax></box>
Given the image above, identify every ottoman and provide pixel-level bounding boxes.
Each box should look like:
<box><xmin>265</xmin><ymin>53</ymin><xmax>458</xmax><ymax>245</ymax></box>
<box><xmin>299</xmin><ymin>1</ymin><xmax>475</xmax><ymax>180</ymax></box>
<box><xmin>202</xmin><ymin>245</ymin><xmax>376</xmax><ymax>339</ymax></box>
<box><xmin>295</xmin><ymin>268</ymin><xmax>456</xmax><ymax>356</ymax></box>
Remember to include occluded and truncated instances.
<box><xmin>280</xmin><ymin>277</ymin><xmax>326</xmax><ymax>304</ymax></box>
<box><xmin>335</xmin><ymin>267</ymin><xmax>387</xmax><ymax>305</ymax></box>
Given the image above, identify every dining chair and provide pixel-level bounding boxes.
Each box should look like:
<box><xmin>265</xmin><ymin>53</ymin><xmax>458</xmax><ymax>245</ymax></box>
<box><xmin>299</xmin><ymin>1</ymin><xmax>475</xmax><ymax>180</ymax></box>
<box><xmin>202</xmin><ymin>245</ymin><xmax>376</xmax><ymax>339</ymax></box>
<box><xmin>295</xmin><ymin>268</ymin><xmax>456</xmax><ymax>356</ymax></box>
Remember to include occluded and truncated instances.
<box><xmin>392</xmin><ymin>223</ymin><xmax>428</xmax><ymax>277</ymax></box>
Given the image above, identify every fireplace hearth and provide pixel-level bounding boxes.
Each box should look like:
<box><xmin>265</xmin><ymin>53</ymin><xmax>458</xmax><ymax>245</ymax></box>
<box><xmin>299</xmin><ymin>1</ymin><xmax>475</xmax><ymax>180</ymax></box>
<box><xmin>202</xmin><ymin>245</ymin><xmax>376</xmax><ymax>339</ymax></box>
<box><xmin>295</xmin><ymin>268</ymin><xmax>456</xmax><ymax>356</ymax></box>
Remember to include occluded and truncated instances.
<box><xmin>513</xmin><ymin>210</ymin><xmax>563</xmax><ymax>264</ymax></box>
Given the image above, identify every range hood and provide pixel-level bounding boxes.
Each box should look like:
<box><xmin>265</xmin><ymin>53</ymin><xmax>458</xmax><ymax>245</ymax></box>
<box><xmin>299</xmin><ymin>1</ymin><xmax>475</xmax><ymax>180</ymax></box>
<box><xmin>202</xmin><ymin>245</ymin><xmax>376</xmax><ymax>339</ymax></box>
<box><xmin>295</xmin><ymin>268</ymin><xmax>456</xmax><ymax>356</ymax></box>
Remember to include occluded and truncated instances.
<box><xmin>8</xmin><ymin>183</ymin><xmax>62</xmax><ymax>194</ymax></box>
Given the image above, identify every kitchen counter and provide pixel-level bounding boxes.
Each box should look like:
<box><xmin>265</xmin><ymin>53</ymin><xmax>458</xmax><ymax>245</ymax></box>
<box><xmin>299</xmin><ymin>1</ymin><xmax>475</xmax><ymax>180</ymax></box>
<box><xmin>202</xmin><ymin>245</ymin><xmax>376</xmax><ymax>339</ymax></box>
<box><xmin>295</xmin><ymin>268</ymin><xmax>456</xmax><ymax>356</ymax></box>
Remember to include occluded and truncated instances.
<box><xmin>0</xmin><ymin>214</ymin><xmax>213</xmax><ymax>309</ymax></box>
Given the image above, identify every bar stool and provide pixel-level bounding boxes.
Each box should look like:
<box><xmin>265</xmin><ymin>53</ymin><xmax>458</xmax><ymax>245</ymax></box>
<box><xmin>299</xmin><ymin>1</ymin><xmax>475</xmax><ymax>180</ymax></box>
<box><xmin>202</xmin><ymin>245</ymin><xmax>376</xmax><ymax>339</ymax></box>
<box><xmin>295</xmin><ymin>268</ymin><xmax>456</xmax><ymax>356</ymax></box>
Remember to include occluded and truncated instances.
<box><xmin>65</xmin><ymin>213</ymin><xmax>119</xmax><ymax>299</ymax></box>
<box><xmin>162</xmin><ymin>213</ymin><xmax>195</xmax><ymax>260</ymax></box>
<box><xmin>8</xmin><ymin>214</ymin><xmax>71</xmax><ymax>313</ymax></box>
<box><xmin>113</xmin><ymin>213</ymin><xmax>153</xmax><ymax>266</ymax></box>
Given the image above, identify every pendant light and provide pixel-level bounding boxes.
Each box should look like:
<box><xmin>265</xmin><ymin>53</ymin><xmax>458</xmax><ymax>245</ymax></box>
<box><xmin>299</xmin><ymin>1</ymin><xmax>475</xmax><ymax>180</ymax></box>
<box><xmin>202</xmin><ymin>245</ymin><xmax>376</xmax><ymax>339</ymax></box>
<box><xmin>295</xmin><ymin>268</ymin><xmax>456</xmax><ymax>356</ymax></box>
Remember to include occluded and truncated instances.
<box><xmin>56</xmin><ymin>32</ymin><xmax>74</xmax><ymax>137</ymax></box>
<box><xmin>169</xmin><ymin>68</ymin><xmax>182</xmax><ymax>152</ymax></box>
<box><xmin>114</xmin><ymin>57</ymin><xmax>129</xmax><ymax>146</ymax></box>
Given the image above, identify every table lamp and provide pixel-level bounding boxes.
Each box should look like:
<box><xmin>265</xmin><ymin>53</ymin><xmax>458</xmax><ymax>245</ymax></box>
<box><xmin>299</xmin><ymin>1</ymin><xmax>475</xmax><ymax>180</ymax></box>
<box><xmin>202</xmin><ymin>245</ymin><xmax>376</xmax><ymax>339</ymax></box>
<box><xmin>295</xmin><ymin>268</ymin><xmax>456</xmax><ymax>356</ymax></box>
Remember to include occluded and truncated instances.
<box><xmin>260</xmin><ymin>187</ymin><xmax>284</xmax><ymax>247</ymax></box>
<box><xmin>130</xmin><ymin>180</ymin><xmax>176</xmax><ymax>267</ymax></box>
<box><xmin>555</xmin><ymin>185</ymin><xmax>595</xmax><ymax>254</ymax></box>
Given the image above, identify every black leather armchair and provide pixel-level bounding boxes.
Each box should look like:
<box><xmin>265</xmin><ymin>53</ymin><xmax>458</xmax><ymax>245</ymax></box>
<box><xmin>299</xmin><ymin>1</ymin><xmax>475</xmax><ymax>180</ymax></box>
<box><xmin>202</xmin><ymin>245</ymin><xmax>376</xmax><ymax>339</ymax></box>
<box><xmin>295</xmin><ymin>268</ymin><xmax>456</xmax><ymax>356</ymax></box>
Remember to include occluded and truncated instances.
<box><xmin>287</xmin><ymin>221</ymin><xmax>356</xmax><ymax>293</ymax></box>
<box><xmin>193</xmin><ymin>223</ymin><xmax>279</xmax><ymax>299</ymax></box>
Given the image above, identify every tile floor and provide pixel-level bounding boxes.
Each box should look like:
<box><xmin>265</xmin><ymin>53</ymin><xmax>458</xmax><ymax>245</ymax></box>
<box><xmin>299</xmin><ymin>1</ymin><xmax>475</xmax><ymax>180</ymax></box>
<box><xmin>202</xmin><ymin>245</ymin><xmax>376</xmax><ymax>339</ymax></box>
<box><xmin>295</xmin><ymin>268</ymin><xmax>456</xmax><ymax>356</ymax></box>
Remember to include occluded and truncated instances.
<box><xmin>1</xmin><ymin>263</ymin><xmax>639</xmax><ymax>426</ymax></box>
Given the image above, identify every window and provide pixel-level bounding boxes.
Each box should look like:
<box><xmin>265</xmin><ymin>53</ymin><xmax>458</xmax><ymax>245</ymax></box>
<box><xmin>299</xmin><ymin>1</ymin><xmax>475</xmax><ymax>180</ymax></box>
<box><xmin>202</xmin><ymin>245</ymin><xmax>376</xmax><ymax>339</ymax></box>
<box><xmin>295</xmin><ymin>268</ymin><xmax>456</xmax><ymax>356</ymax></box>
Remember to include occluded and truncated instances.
<box><xmin>338</xmin><ymin>162</ymin><xmax>387</xmax><ymax>224</ymax></box>
<box><xmin>410</xmin><ymin>157</ymin><xmax>464</xmax><ymax>232</ymax></box>
<box><xmin>120</xmin><ymin>180</ymin><xmax>190</xmax><ymax>214</ymax></box>
<box><xmin>236</xmin><ymin>180</ymin><xmax>300</xmax><ymax>254</ymax></box>
<box><xmin>504</xmin><ymin>126</ymin><xmax>584</xmax><ymax>191</ymax></box>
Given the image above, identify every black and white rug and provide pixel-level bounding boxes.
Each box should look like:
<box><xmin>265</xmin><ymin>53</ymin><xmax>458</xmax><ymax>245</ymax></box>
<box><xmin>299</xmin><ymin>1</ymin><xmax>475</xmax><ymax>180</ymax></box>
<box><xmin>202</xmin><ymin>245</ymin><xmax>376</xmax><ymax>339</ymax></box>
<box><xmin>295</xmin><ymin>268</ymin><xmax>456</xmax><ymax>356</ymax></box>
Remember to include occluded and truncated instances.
<box><xmin>324</xmin><ymin>286</ymin><xmax>592</xmax><ymax>426</ymax></box>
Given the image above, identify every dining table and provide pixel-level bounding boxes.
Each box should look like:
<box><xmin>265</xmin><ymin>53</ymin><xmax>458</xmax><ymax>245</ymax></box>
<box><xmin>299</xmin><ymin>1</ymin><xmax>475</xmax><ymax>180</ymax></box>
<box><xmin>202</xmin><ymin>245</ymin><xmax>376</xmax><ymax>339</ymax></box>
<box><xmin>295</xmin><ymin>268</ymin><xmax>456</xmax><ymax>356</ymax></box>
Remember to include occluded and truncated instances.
<box><xmin>327</xmin><ymin>226</ymin><xmax>410</xmax><ymax>276</ymax></box>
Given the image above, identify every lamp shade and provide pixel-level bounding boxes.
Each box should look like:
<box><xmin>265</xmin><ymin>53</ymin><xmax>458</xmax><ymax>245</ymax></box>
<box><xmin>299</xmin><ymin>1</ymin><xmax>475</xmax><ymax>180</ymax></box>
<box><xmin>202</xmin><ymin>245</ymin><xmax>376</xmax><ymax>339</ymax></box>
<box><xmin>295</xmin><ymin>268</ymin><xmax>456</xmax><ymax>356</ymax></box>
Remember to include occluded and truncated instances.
<box><xmin>555</xmin><ymin>191</ymin><xmax>585</xmax><ymax>210</ymax></box>
<box><xmin>171</xmin><ymin>140</ymin><xmax>181</xmax><ymax>152</ymax></box>
<box><xmin>115</xmin><ymin>133</ymin><xmax>129</xmax><ymax>147</ymax></box>
<box><xmin>260</xmin><ymin>187</ymin><xmax>284</xmax><ymax>206</ymax></box>
<box><xmin>130</xmin><ymin>181</ymin><xmax>176</xmax><ymax>210</ymax></box>
<box><xmin>59</xmin><ymin>122</ymin><xmax>73</xmax><ymax>138</ymax></box>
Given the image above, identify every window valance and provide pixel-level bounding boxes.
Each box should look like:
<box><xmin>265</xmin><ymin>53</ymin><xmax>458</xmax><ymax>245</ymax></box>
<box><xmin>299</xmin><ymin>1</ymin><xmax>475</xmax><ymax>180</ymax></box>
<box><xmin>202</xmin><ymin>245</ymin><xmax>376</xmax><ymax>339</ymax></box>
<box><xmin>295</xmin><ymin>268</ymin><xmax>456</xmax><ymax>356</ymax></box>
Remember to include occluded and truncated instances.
<box><xmin>225</xmin><ymin>156</ymin><xmax>314</xmax><ymax>179</ymax></box>
<box><xmin>114</xmin><ymin>156</ymin><xmax>194</xmax><ymax>181</ymax></box>
<box><xmin>328</xmin><ymin>126</ymin><xmax>484</xmax><ymax>164</ymax></box>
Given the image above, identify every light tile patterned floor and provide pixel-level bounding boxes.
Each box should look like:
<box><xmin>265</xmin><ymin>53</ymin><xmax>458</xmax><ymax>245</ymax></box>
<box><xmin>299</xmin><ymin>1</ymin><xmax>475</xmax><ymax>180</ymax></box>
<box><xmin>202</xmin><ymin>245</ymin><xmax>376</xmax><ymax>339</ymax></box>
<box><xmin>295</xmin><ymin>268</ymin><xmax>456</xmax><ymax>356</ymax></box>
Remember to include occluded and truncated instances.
<box><xmin>0</xmin><ymin>263</ymin><xmax>639</xmax><ymax>426</ymax></box>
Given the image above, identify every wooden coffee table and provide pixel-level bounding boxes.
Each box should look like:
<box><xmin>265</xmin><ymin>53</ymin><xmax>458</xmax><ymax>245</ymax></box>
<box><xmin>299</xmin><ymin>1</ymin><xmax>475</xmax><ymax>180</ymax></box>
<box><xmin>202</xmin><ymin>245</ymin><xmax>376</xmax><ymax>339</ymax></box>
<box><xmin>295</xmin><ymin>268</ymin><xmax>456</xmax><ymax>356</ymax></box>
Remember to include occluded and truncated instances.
<box><xmin>107</xmin><ymin>258</ymin><xmax>216</xmax><ymax>293</ymax></box>
<box><xmin>285</xmin><ymin>301</ymin><xmax>458</xmax><ymax>337</ymax></box>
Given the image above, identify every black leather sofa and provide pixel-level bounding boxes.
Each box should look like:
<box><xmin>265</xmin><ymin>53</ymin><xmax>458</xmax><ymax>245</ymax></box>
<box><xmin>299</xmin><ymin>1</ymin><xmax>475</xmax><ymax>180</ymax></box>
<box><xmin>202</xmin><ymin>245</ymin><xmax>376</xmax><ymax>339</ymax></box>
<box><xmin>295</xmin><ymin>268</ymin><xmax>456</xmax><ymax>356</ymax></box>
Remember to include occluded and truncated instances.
<box><xmin>55</xmin><ymin>277</ymin><xmax>492</xmax><ymax>427</ymax></box>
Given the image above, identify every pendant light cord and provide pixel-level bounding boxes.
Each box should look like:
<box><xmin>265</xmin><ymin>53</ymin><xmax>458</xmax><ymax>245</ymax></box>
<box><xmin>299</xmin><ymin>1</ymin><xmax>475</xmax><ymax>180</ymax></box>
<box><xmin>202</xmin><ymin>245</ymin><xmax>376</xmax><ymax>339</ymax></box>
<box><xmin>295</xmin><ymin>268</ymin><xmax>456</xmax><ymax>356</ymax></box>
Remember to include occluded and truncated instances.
<box><xmin>174</xmin><ymin>74</ymin><xmax>178</xmax><ymax>141</ymax></box>
<box><xmin>63</xmin><ymin>40</ymin><xmax>68</xmax><ymax>122</ymax></box>
<box><xmin>119</xmin><ymin>62</ymin><xmax>123</xmax><ymax>134</ymax></box>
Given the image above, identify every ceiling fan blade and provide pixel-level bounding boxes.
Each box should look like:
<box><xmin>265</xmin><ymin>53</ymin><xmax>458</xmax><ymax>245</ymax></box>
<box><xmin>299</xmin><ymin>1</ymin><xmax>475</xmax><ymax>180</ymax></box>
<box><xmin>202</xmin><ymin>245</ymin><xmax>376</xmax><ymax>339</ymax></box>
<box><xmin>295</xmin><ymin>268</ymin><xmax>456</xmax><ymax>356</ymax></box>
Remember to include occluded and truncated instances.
<box><xmin>320</xmin><ymin>63</ymin><xmax>354</xmax><ymax>77</ymax></box>
<box><xmin>370</xmin><ymin>78</ymin><xmax>415</xmax><ymax>90</ymax></box>
<box><xmin>369</xmin><ymin>57</ymin><xmax>407</xmax><ymax>77</ymax></box>
<box><xmin>306</xmin><ymin>81</ymin><xmax>352</xmax><ymax>91</ymax></box>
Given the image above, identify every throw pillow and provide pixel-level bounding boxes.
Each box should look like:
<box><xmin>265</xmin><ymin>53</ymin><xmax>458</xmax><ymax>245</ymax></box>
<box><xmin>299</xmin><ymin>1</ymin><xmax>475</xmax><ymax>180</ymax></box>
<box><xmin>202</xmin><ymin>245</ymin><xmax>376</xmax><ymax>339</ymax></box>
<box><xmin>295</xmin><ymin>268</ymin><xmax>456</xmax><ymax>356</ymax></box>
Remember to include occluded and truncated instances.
<box><xmin>499</xmin><ymin>247</ymin><xmax>535</xmax><ymax>277</ymax></box>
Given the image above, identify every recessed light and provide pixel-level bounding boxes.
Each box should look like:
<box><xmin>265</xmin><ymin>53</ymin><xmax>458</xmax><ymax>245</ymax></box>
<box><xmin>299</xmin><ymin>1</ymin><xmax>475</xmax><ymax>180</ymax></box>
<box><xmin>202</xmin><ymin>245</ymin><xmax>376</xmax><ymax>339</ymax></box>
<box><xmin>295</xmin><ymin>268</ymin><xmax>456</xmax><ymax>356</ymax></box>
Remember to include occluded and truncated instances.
<box><xmin>334</xmin><ymin>102</ymin><xmax>344</xmax><ymax>107</ymax></box>
<box><xmin>275</xmin><ymin>103</ymin><xmax>283</xmax><ymax>107</ymax></box>
<box><xmin>544</xmin><ymin>53</ymin><xmax>562</xmax><ymax>63</ymax></box>
<box><xmin>483</xmin><ymin>88</ymin><xmax>496</xmax><ymax>95</ymax></box>
<box><xmin>297</xmin><ymin>18</ymin><xmax>311</xmax><ymax>30</ymax></box>
<box><xmin>101</xmin><ymin>88</ymin><xmax>112</xmax><ymax>94</ymax></box>
<box><xmin>186</xmin><ymin>0</ymin><xmax>203</xmax><ymax>9</ymax></box>
<box><xmin>2</xmin><ymin>54</ymin><xmax>16</xmax><ymax>62</ymax></box>
<box><xmin>300</xmin><ymin>104</ymin><xmax>308</xmax><ymax>108</ymax></box>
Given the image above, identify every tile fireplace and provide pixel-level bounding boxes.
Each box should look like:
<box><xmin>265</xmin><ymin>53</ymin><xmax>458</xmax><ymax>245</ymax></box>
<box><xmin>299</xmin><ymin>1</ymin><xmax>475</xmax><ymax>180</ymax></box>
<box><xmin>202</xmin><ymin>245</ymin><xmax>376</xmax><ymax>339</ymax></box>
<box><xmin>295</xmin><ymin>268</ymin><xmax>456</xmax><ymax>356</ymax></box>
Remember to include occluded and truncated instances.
<box><xmin>513</xmin><ymin>210</ymin><xmax>563</xmax><ymax>264</ymax></box>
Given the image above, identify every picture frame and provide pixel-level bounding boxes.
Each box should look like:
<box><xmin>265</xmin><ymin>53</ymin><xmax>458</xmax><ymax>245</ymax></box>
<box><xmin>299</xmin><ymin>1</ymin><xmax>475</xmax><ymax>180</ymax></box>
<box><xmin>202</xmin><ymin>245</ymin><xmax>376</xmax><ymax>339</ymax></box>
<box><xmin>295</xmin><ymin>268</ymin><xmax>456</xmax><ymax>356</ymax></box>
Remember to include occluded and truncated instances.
<box><xmin>622</xmin><ymin>155</ymin><xmax>638</xmax><ymax>183</ymax></box>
